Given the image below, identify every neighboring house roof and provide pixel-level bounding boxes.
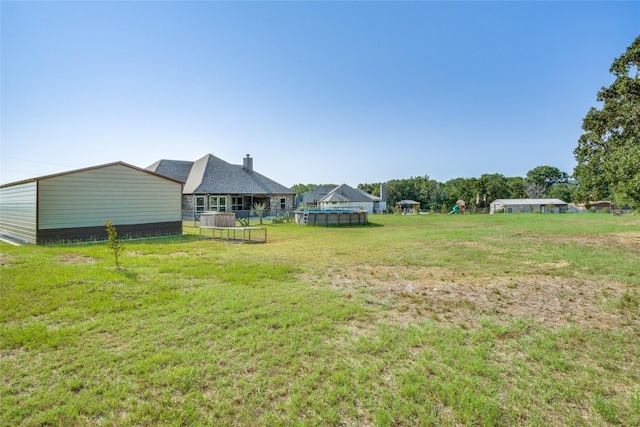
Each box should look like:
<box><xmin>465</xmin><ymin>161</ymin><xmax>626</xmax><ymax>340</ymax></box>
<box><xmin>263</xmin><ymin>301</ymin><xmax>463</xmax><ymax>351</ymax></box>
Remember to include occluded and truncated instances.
<box><xmin>300</xmin><ymin>185</ymin><xmax>338</xmax><ymax>204</ymax></box>
<box><xmin>490</xmin><ymin>198</ymin><xmax>567</xmax><ymax>205</ymax></box>
<box><xmin>1</xmin><ymin>161</ymin><xmax>183</xmax><ymax>188</ymax></box>
<box><xmin>395</xmin><ymin>200</ymin><xmax>420</xmax><ymax>205</ymax></box>
<box><xmin>147</xmin><ymin>154</ymin><xmax>295</xmax><ymax>195</ymax></box>
<box><xmin>318</xmin><ymin>184</ymin><xmax>381</xmax><ymax>203</ymax></box>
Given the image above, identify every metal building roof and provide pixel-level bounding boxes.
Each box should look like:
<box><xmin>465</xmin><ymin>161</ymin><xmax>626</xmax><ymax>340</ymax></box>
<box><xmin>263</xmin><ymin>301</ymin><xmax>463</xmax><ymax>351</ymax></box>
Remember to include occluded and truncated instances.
<box><xmin>1</xmin><ymin>161</ymin><xmax>183</xmax><ymax>188</ymax></box>
<box><xmin>490</xmin><ymin>199</ymin><xmax>568</xmax><ymax>205</ymax></box>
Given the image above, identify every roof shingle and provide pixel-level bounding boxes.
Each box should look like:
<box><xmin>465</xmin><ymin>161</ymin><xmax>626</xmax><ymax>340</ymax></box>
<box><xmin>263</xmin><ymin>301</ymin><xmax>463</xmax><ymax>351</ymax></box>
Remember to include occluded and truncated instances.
<box><xmin>318</xmin><ymin>184</ymin><xmax>381</xmax><ymax>203</ymax></box>
<box><xmin>147</xmin><ymin>154</ymin><xmax>294</xmax><ymax>195</ymax></box>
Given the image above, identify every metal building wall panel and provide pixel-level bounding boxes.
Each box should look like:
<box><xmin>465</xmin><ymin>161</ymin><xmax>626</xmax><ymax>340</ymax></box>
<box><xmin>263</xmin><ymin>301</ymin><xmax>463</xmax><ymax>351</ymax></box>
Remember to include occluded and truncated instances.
<box><xmin>38</xmin><ymin>164</ymin><xmax>182</xmax><ymax>229</ymax></box>
<box><xmin>0</xmin><ymin>182</ymin><xmax>38</xmax><ymax>244</ymax></box>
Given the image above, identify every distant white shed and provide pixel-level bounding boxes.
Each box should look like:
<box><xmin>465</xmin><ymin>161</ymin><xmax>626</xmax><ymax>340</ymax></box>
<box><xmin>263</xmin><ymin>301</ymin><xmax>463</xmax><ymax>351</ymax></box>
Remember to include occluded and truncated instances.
<box><xmin>489</xmin><ymin>198</ymin><xmax>568</xmax><ymax>214</ymax></box>
<box><xmin>0</xmin><ymin>162</ymin><xmax>183</xmax><ymax>244</ymax></box>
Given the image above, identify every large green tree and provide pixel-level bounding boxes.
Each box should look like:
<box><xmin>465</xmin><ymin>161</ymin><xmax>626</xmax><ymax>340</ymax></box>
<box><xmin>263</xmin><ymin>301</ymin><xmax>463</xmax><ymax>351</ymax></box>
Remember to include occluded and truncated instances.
<box><xmin>291</xmin><ymin>183</ymin><xmax>317</xmax><ymax>196</ymax></box>
<box><xmin>506</xmin><ymin>177</ymin><xmax>527</xmax><ymax>199</ymax></box>
<box><xmin>548</xmin><ymin>182</ymin><xmax>578</xmax><ymax>203</ymax></box>
<box><xmin>573</xmin><ymin>36</ymin><xmax>640</xmax><ymax>207</ymax></box>
<box><xmin>442</xmin><ymin>177</ymin><xmax>477</xmax><ymax>211</ymax></box>
<box><xmin>526</xmin><ymin>166</ymin><xmax>568</xmax><ymax>197</ymax></box>
<box><xmin>477</xmin><ymin>174</ymin><xmax>511</xmax><ymax>207</ymax></box>
<box><xmin>384</xmin><ymin>177</ymin><xmax>429</xmax><ymax>208</ymax></box>
<box><xmin>357</xmin><ymin>182</ymin><xmax>383</xmax><ymax>197</ymax></box>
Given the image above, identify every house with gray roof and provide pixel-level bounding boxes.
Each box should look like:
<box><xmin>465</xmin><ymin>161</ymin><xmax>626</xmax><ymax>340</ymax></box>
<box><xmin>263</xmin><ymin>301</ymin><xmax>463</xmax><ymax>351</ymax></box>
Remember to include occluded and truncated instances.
<box><xmin>147</xmin><ymin>154</ymin><xmax>295</xmax><ymax>218</ymax></box>
<box><xmin>489</xmin><ymin>198</ymin><xmax>568</xmax><ymax>214</ymax></box>
<box><xmin>298</xmin><ymin>185</ymin><xmax>338</xmax><ymax>206</ymax></box>
<box><xmin>303</xmin><ymin>184</ymin><xmax>386</xmax><ymax>214</ymax></box>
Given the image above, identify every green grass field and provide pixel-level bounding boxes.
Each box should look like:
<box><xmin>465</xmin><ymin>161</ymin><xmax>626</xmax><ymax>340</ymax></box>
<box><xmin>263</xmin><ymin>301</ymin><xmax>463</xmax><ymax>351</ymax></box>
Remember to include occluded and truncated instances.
<box><xmin>1</xmin><ymin>214</ymin><xmax>639</xmax><ymax>426</ymax></box>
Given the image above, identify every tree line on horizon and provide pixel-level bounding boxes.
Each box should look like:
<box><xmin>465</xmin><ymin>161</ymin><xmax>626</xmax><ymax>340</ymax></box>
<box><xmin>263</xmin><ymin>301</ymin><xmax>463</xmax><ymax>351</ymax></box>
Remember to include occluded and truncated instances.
<box><xmin>359</xmin><ymin>166</ymin><xmax>575</xmax><ymax>212</ymax></box>
<box><xmin>292</xmin><ymin>165</ymin><xmax>574</xmax><ymax>213</ymax></box>
<box><xmin>294</xmin><ymin>36</ymin><xmax>639</xmax><ymax>212</ymax></box>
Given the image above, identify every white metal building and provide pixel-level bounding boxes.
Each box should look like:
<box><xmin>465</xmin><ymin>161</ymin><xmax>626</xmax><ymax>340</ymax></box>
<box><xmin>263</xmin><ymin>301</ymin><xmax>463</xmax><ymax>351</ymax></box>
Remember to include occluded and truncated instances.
<box><xmin>489</xmin><ymin>198</ymin><xmax>568</xmax><ymax>214</ymax></box>
<box><xmin>0</xmin><ymin>162</ymin><xmax>183</xmax><ymax>244</ymax></box>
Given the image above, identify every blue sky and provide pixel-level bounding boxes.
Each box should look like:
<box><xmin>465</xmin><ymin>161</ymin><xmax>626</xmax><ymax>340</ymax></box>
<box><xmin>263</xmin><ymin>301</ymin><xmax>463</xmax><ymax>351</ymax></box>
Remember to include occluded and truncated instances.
<box><xmin>2</xmin><ymin>1</ymin><xmax>638</xmax><ymax>188</ymax></box>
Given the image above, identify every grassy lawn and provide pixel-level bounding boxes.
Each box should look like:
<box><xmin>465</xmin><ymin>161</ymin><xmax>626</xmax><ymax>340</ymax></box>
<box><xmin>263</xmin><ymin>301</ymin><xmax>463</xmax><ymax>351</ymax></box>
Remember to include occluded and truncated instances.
<box><xmin>1</xmin><ymin>214</ymin><xmax>639</xmax><ymax>426</ymax></box>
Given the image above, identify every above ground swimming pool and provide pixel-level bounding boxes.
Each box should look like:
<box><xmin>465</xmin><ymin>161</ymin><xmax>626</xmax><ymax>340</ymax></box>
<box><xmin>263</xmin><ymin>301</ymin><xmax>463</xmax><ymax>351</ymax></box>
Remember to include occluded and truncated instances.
<box><xmin>294</xmin><ymin>210</ymin><xmax>368</xmax><ymax>225</ymax></box>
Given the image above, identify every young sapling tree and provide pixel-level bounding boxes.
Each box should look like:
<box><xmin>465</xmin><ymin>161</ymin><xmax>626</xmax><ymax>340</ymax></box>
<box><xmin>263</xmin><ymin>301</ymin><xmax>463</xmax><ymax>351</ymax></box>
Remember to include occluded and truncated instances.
<box><xmin>104</xmin><ymin>219</ymin><xmax>125</xmax><ymax>269</ymax></box>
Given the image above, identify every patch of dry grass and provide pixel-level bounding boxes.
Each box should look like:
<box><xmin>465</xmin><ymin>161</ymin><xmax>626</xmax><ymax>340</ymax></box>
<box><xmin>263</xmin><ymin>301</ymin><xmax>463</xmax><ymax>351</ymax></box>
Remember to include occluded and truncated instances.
<box><xmin>327</xmin><ymin>264</ymin><xmax>638</xmax><ymax>331</ymax></box>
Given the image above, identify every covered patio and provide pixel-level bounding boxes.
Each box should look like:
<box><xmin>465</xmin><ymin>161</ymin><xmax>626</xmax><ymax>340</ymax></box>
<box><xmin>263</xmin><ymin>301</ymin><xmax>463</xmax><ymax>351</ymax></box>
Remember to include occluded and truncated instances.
<box><xmin>395</xmin><ymin>200</ymin><xmax>420</xmax><ymax>214</ymax></box>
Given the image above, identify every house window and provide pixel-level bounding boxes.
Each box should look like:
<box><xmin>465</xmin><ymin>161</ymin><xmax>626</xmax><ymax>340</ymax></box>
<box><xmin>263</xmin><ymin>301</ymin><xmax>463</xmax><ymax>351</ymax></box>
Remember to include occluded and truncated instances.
<box><xmin>195</xmin><ymin>196</ymin><xmax>206</xmax><ymax>213</ymax></box>
<box><xmin>280</xmin><ymin>198</ymin><xmax>286</xmax><ymax>210</ymax></box>
<box><xmin>209</xmin><ymin>196</ymin><xmax>227</xmax><ymax>212</ymax></box>
<box><xmin>231</xmin><ymin>196</ymin><xmax>243</xmax><ymax>211</ymax></box>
